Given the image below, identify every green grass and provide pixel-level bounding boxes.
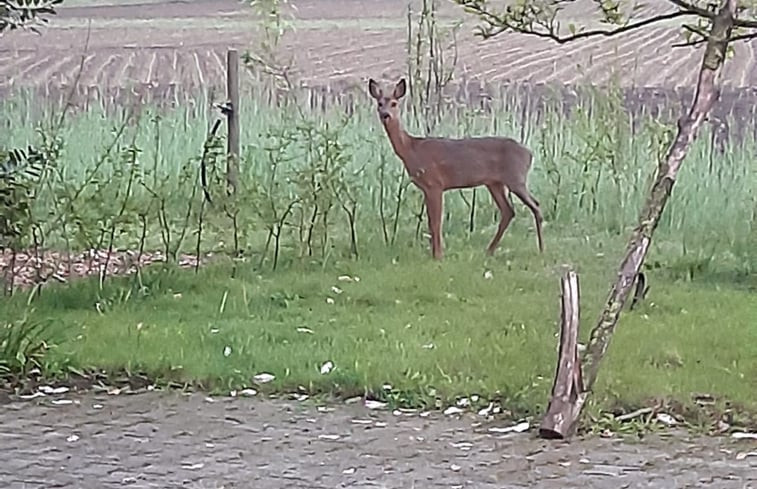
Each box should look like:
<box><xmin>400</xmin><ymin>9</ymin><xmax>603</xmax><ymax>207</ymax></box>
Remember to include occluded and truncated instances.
<box><xmin>2</xmin><ymin>81</ymin><xmax>756</xmax><ymax>422</ymax></box>
<box><xmin>2</xmin><ymin>232</ymin><xmax>755</xmax><ymax>417</ymax></box>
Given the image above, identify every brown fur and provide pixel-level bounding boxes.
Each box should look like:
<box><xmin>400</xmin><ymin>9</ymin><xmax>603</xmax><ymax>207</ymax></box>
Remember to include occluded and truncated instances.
<box><xmin>368</xmin><ymin>77</ymin><xmax>544</xmax><ymax>259</ymax></box>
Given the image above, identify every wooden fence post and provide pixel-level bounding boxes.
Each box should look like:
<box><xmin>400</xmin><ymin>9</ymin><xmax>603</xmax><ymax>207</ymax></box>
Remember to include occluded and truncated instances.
<box><xmin>226</xmin><ymin>48</ymin><xmax>240</xmax><ymax>194</ymax></box>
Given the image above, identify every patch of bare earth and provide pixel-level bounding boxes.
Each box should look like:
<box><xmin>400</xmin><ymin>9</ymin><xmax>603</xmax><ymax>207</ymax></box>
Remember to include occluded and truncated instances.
<box><xmin>1</xmin><ymin>248</ymin><xmax>212</xmax><ymax>290</ymax></box>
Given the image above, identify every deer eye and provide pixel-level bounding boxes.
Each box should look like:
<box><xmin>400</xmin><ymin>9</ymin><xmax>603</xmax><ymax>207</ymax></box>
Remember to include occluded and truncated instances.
<box><xmin>390</xmin><ymin>100</ymin><xmax>398</xmax><ymax>107</ymax></box>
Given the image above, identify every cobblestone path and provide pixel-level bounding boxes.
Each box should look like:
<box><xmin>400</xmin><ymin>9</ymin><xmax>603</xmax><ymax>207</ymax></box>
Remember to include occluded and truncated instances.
<box><xmin>2</xmin><ymin>392</ymin><xmax>756</xmax><ymax>488</ymax></box>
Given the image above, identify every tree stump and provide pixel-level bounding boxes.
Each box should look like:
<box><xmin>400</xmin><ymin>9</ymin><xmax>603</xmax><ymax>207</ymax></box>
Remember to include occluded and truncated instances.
<box><xmin>539</xmin><ymin>270</ymin><xmax>586</xmax><ymax>439</ymax></box>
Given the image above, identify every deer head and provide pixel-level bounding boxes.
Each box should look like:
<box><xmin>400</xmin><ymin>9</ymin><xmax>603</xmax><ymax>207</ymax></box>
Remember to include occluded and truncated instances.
<box><xmin>368</xmin><ymin>78</ymin><xmax>406</xmax><ymax>124</ymax></box>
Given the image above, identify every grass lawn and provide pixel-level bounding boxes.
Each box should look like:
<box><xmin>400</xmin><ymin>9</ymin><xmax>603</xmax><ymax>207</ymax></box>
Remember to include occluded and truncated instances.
<box><xmin>3</xmin><ymin>229</ymin><xmax>755</xmax><ymax>425</ymax></box>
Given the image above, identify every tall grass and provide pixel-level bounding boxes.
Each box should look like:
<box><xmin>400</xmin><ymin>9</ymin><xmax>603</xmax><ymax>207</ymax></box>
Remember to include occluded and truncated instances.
<box><xmin>2</xmin><ymin>82</ymin><xmax>755</xmax><ymax>276</ymax></box>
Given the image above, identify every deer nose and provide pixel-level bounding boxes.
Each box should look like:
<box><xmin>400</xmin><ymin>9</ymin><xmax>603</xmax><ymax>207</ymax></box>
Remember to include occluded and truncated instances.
<box><xmin>380</xmin><ymin>112</ymin><xmax>391</xmax><ymax>121</ymax></box>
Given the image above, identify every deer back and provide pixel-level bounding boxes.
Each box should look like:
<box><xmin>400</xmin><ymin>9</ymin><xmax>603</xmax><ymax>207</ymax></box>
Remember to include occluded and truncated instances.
<box><xmin>412</xmin><ymin>136</ymin><xmax>533</xmax><ymax>190</ymax></box>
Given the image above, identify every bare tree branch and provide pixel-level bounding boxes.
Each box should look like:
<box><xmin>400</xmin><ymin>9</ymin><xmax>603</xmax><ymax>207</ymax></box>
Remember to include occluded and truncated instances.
<box><xmin>666</xmin><ymin>0</ymin><xmax>757</xmax><ymax>27</ymax></box>
<box><xmin>455</xmin><ymin>0</ymin><xmax>698</xmax><ymax>42</ymax></box>
<box><xmin>665</xmin><ymin>0</ymin><xmax>717</xmax><ymax>18</ymax></box>
<box><xmin>455</xmin><ymin>0</ymin><xmax>757</xmax><ymax>44</ymax></box>
<box><xmin>674</xmin><ymin>26</ymin><xmax>757</xmax><ymax>46</ymax></box>
<box><xmin>726</xmin><ymin>29</ymin><xmax>757</xmax><ymax>40</ymax></box>
<box><xmin>734</xmin><ymin>16</ymin><xmax>757</xmax><ymax>27</ymax></box>
<box><xmin>679</xmin><ymin>21</ymin><xmax>712</xmax><ymax>42</ymax></box>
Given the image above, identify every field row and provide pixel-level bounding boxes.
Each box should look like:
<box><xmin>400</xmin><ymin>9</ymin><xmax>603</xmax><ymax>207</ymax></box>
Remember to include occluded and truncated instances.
<box><xmin>3</xmin><ymin>24</ymin><xmax>757</xmax><ymax>95</ymax></box>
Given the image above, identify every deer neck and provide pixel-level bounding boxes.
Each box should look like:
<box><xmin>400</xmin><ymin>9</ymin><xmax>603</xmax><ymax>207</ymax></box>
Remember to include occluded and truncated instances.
<box><xmin>382</xmin><ymin>118</ymin><xmax>415</xmax><ymax>162</ymax></box>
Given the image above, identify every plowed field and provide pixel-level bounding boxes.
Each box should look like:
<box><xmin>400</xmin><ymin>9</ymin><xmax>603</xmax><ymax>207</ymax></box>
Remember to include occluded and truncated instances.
<box><xmin>2</xmin><ymin>0</ymin><xmax>756</xmax><ymax>100</ymax></box>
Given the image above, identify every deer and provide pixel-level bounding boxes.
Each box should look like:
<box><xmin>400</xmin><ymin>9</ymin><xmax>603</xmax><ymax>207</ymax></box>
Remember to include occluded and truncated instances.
<box><xmin>367</xmin><ymin>77</ymin><xmax>544</xmax><ymax>260</ymax></box>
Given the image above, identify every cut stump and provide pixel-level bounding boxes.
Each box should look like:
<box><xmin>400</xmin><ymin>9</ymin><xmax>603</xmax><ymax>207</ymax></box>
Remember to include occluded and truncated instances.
<box><xmin>539</xmin><ymin>269</ymin><xmax>586</xmax><ymax>439</ymax></box>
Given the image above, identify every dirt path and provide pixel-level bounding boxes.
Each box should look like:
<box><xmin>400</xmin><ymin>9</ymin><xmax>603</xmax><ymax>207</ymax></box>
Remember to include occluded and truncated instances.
<box><xmin>1</xmin><ymin>392</ymin><xmax>756</xmax><ymax>488</ymax></box>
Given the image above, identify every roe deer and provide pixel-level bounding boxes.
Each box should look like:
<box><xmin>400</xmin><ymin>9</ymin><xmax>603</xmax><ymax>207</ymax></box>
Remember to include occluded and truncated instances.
<box><xmin>368</xmin><ymin>77</ymin><xmax>544</xmax><ymax>260</ymax></box>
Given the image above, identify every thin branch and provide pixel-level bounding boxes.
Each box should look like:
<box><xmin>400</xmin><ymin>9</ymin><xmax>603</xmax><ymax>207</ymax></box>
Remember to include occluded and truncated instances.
<box><xmin>665</xmin><ymin>0</ymin><xmax>716</xmax><ymax>18</ymax></box>
<box><xmin>456</xmin><ymin>0</ymin><xmax>757</xmax><ymax>43</ymax></box>
<box><xmin>672</xmin><ymin>19</ymin><xmax>757</xmax><ymax>47</ymax></box>
<box><xmin>683</xmin><ymin>22</ymin><xmax>711</xmax><ymax>37</ymax></box>
<box><xmin>734</xmin><ymin>17</ymin><xmax>757</xmax><ymax>29</ymax></box>
<box><xmin>667</xmin><ymin>0</ymin><xmax>757</xmax><ymax>28</ymax></box>
<box><xmin>672</xmin><ymin>22</ymin><xmax>710</xmax><ymax>47</ymax></box>
<box><xmin>727</xmin><ymin>30</ymin><xmax>757</xmax><ymax>41</ymax></box>
<box><xmin>673</xmin><ymin>27</ymin><xmax>757</xmax><ymax>46</ymax></box>
<box><xmin>458</xmin><ymin>2</ymin><xmax>698</xmax><ymax>43</ymax></box>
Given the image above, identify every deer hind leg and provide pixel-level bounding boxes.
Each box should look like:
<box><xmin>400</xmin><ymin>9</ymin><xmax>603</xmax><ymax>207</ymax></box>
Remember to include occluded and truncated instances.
<box><xmin>485</xmin><ymin>184</ymin><xmax>515</xmax><ymax>256</ymax></box>
<box><xmin>423</xmin><ymin>187</ymin><xmax>444</xmax><ymax>260</ymax></box>
<box><xmin>510</xmin><ymin>185</ymin><xmax>544</xmax><ymax>253</ymax></box>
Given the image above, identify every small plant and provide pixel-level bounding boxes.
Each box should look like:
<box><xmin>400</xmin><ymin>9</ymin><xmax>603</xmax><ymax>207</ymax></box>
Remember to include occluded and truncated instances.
<box><xmin>0</xmin><ymin>310</ymin><xmax>52</xmax><ymax>381</ymax></box>
<box><xmin>1</xmin><ymin>129</ymin><xmax>61</xmax><ymax>295</ymax></box>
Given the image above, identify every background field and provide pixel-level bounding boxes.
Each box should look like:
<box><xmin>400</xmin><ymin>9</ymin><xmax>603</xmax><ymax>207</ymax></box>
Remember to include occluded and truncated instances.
<box><xmin>2</xmin><ymin>0</ymin><xmax>757</xmax><ymax>90</ymax></box>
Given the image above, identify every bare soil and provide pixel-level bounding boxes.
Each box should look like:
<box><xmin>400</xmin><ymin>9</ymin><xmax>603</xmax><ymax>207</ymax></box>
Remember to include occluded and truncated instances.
<box><xmin>2</xmin><ymin>391</ymin><xmax>756</xmax><ymax>488</ymax></box>
<box><xmin>2</xmin><ymin>0</ymin><xmax>757</xmax><ymax>98</ymax></box>
<box><xmin>0</xmin><ymin>248</ymin><xmax>212</xmax><ymax>290</ymax></box>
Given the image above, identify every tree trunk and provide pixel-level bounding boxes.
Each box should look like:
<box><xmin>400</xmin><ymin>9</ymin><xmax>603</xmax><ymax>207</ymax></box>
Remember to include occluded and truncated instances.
<box><xmin>537</xmin><ymin>0</ymin><xmax>738</xmax><ymax>439</ymax></box>
<box><xmin>581</xmin><ymin>0</ymin><xmax>737</xmax><ymax>394</ymax></box>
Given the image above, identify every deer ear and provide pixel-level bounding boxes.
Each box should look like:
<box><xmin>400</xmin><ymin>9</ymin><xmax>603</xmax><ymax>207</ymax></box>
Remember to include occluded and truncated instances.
<box><xmin>393</xmin><ymin>78</ymin><xmax>407</xmax><ymax>99</ymax></box>
<box><xmin>368</xmin><ymin>78</ymin><xmax>382</xmax><ymax>99</ymax></box>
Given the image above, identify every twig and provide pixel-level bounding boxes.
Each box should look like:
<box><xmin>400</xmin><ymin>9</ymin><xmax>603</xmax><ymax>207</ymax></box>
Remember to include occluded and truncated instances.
<box><xmin>200</xmin><ymin>118</ymin><xmax>223</xmax><ymax>204</ymax></box>
<box><xmin>665</xmin><ymin>0</ymin><xmax>716</xmax><ymax>19</ymax></box>
<box><xmin>615</xmin><ymin>406</ymin><xmax>654</xmax><ymax>422</ymax></box>
<box><xmin>673</xmin><ymin>26</ymin><xmax>757</xmax><ymax>47</ymax></box>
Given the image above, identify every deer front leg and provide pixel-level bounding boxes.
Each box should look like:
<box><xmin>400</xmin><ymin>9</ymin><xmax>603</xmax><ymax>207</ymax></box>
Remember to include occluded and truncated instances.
<box><xmin>423</xmin><ymin>187</ymin><xmax>444</xmax><ymax>260</ymax></box>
